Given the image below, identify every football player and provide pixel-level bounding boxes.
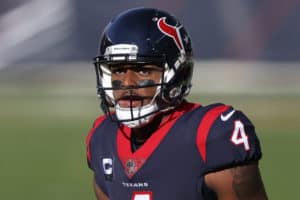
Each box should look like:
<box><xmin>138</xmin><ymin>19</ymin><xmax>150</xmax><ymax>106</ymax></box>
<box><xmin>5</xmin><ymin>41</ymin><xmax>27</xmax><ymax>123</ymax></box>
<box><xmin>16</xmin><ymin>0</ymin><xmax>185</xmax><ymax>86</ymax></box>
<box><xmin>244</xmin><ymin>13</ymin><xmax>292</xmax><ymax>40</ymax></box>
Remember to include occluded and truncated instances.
<box><xmin>86</xmin><ymin>7</ymin><xmax>268</xmax><ymax>200</ymax></box>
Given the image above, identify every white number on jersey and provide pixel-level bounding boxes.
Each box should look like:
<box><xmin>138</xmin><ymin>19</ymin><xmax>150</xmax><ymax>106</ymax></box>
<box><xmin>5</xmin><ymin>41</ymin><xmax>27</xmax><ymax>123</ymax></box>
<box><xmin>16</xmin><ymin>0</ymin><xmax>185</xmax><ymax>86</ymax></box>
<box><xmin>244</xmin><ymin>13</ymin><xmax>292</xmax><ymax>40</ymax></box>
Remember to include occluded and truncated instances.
<box><xmin>231</xmin><ymin>120</ymin><xmax>250</xmax><ymax>151</ymax></box>
<box><xmin>132</xmin><ymin>191</ymin><xmax>152</xmax><ymax>200</ymax></box>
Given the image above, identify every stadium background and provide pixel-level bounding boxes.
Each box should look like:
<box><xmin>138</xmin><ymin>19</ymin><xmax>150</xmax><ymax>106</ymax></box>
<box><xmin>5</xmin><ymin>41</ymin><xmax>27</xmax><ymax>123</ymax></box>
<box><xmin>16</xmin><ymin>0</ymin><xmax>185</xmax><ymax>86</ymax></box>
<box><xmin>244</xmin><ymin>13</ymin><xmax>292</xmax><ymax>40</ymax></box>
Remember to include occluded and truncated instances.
<box><xmin>1</xmin><ymin>0</ymin><xmax>300</xmax><ymax>199</ymax></box>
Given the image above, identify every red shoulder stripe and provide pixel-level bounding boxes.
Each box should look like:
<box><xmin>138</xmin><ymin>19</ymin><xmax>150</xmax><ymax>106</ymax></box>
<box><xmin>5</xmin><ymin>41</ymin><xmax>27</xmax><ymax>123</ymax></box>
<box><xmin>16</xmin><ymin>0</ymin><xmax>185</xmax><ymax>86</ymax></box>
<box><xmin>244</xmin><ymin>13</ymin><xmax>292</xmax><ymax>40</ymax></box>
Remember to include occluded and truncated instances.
<box><xmin>86</xmin><ymin>115</ymin><xmax>107</xmax><ymax>162</ymax></box>
<box><xmin>196</xmin><ymin>105</ymin><xmax>229</xmax><ymax>162</ymax></box>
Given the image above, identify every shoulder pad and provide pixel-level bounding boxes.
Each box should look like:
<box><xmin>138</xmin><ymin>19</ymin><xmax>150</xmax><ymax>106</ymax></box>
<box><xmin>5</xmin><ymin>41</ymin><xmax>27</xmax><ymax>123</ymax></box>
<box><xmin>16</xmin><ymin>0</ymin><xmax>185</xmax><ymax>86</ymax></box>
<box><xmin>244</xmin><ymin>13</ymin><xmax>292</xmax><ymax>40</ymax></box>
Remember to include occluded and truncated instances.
<box><xmin>196</xmin><ymin>105</ymin><xmax>262</xmax><ymax>174</ymax></box>
<box><xmin>86</xmin><ymin>115</ymin><xmax>107</xmax><ymax>168</ymax></box>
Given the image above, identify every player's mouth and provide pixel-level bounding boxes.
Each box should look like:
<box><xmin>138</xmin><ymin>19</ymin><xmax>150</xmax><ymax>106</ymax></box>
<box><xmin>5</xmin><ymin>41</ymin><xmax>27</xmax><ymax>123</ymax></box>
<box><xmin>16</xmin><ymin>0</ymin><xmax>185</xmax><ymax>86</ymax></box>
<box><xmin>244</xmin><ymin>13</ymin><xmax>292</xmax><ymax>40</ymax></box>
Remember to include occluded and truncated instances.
<box><xmin>116</xmin><ymin>95</ymin><xmax>148</xmax><ymax>108</ymax></box>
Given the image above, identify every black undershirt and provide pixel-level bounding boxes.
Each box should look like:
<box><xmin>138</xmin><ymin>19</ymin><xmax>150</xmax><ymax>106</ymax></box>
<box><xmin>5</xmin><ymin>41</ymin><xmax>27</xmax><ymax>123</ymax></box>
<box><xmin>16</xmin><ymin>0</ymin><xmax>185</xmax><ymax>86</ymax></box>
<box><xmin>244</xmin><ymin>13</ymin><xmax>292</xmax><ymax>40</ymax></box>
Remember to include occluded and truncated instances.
<box><xmin>130</xmin><ymin>134</ymin><xmax>145</xmax><ymax>152</ymax></box>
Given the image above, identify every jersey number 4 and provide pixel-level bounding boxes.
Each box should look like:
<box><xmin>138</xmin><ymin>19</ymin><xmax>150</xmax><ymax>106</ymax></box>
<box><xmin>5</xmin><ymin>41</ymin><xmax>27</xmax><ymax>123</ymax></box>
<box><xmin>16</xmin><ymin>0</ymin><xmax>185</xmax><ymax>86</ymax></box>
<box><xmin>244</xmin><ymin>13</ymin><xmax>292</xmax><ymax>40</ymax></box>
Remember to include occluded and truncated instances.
<box><xmin>132</xmin><ymin>191</ymin><xmax>152</xmax><ymax>200</ymax></box>
<box><xmin>231</xmin><ymin>120</ymin><xmax>250</xmax><ymax>151</ymax></box>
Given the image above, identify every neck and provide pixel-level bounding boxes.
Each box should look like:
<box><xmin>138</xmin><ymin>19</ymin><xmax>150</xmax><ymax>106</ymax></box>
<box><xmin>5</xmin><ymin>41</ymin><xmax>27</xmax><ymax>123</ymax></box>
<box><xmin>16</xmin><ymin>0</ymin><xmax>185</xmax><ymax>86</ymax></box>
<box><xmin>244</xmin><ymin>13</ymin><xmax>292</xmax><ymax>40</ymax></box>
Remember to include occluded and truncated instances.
<box><xmin>130</xmin><ymin>114</ymin><xmax>164</xmax><ymax>152</ymax></box>
<box><xmin>131</xmin><ymin>114</ymin><xmax>164</xmax><ymax>143</ymax></box>
<box><xmin>129</xmin><ymin>106</ymin><xmax>177</xmax><ymax>152</ymax></box>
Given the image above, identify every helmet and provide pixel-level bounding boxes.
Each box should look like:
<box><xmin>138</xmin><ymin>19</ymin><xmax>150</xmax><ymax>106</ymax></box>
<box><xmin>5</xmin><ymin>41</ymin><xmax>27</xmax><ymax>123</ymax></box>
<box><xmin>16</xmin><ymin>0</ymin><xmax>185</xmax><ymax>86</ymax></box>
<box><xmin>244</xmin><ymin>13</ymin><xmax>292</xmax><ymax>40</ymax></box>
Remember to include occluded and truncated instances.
<box><xmin>94</xmin><ymin>7</ymin><xmax>193</xmax><ymax>127</ymax></box>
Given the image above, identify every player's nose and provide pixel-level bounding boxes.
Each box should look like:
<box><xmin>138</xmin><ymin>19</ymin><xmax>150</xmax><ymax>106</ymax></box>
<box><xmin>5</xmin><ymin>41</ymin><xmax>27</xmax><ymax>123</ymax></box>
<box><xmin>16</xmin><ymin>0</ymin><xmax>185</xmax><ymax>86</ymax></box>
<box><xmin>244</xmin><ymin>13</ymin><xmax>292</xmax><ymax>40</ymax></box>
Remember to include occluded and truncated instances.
<box><xmin>123</xmin><ymin>69</ymin><xmax>138</xmax><ymax>87</ymax></box>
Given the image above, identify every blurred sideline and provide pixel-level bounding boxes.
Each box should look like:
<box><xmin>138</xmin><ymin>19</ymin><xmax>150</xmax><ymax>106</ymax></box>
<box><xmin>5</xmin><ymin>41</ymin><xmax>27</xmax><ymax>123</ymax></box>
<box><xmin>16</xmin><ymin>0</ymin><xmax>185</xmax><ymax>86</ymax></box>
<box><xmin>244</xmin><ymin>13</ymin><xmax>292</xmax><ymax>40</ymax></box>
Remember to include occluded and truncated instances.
<box><xmin>0</xmin><ymin>61</ymin><xmax>299</xmax><ymax>96</ymax></box>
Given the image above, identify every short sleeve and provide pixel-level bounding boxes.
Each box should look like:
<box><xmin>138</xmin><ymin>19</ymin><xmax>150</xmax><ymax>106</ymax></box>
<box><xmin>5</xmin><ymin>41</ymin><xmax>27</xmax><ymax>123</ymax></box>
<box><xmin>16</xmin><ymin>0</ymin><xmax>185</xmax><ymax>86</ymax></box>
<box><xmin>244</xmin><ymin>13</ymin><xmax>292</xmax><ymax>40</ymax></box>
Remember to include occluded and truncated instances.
<box><xmin>85</xmin><ymin>115</ymin><xmax>109</xmax><ymax>195</ymax></box>
<box><xmin>86</xmin><ymin>115</ymin><xmax>107</xmax><ymax>170</ymax></box>
<box><xmin>198</xmin><ymin>107</ymin><xmax>262</xmax><ymax>174</ymax></box>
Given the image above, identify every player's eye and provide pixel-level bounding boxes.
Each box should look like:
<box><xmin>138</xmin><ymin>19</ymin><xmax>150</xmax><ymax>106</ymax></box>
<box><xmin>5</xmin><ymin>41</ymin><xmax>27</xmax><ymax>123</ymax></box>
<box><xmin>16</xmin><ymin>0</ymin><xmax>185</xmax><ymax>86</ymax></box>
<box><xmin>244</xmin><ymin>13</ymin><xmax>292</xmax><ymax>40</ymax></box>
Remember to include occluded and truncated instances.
<box><xmin>137</xmin><ymin>68</ymin><xmax>151</xmax><ymax>76</ymax></box>
<box><xmin>111</xmin><ymin>68</ymin><xmax>126</xmax><ymax>75</ymax></box>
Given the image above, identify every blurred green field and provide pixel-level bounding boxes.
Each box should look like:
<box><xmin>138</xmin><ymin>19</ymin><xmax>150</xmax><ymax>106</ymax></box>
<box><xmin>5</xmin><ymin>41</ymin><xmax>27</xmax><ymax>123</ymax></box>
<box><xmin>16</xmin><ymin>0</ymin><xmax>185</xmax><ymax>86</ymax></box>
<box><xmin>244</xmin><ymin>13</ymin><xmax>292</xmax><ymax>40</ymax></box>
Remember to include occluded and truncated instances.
<box><xmin>0</xmin><ymin>85</ymin><xmax>299</xmax><ymax>199</ymax></box>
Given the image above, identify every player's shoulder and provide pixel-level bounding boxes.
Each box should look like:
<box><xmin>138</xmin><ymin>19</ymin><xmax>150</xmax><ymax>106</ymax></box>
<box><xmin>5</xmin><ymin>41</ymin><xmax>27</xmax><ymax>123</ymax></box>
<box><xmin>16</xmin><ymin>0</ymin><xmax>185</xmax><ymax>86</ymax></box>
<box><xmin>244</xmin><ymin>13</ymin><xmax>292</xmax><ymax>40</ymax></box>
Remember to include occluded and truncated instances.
<box><xmin>199</xmin><ymin>102</ymin><xmax>253</xmax><ymax>124</ymax></box>
<box><xmin>86</xmin><ymin>114</ymin><xmax>113</xmax><ymax>164</ymax></box>
<box><xmin>93</xmin><ymin>114</ymin><xmax>108</xmax><ymax>129</ymax></box>
<box><xmin>196</xmin><ymin>103</ymin><xmax>261</xmax><ymax>172</ymax></box>
<box><xmin>175</xmin><ymin>102</ymin><xmax>236</xmax><ymax>128</ymax></box>
<box><xmin>86</xmin><ymin>114</ymin><xmax>109</xmax><ymax>146</ymax></box>
<box><xmin>197</xmin><ymin>102</ymin><xmax>256</xmax><ymax>142</ymax></box>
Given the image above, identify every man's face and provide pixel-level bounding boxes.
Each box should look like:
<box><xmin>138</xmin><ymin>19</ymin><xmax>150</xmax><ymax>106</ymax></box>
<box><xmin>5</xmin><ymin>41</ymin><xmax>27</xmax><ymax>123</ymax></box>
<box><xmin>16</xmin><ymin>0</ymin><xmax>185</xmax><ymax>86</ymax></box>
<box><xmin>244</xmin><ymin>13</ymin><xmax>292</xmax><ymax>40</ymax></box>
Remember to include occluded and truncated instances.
<box><xmin>111</xmin><ymin>64</ymin><xmax>162</xmax><ymax>108</ymax></box>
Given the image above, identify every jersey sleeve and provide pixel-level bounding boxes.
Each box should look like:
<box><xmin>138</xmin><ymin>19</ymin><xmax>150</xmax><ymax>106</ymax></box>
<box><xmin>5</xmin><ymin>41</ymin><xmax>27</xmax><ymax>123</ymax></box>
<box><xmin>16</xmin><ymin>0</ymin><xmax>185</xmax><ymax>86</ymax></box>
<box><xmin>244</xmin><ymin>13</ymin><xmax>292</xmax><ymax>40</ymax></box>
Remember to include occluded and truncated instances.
<box><xmin>86</xmin><ymin>115</ymin><xmax>107</xmax><ymax>170</ymax></box>
<box><xmin>197</xmin><ymin>105</ymin><xmax>262</xmax><ymax>174</ymax></box>
<box><xmin>85</xmin><ymin>115</ymin><xmax>109</xmax><ymax>195</ymax></box>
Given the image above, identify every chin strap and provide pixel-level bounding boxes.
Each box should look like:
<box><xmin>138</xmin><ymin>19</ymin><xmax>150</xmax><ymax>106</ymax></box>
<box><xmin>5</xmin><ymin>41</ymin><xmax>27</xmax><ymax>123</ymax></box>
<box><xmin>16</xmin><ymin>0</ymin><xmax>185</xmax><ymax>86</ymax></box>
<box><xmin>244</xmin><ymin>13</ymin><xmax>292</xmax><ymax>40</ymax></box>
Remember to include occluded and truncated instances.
<box><xmin>115</xmin><ymin>103</ymin><xmax>159</xmax><ymax>128</ymax></box>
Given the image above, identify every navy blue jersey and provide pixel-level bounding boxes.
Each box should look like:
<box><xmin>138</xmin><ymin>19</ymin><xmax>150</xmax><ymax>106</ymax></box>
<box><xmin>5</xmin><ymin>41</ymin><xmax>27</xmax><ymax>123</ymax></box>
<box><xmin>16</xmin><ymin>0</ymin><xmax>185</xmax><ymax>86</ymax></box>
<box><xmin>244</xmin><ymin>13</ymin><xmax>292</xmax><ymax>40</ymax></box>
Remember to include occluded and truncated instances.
<box><xmin>86</xmin><ymin>102</ymin><xmax>262</xmax><ymax>200</ymax></box>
